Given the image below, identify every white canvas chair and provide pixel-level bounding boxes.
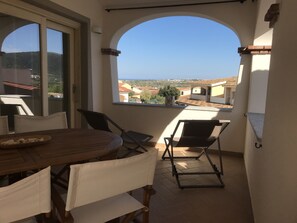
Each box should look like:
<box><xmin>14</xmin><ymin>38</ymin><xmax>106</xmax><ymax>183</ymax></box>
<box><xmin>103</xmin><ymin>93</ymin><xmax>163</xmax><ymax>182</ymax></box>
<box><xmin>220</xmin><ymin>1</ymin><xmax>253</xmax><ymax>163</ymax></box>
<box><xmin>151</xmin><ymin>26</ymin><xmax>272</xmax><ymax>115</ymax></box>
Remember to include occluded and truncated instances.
<box><xmin>14</xmin><ymin>112</ymin><xmax>68</xmax><ymax>189</ymax></box>
<box><xmin>0</xmin><ymin>115</ymin><xmax>9</xmax><ymax>135</ymax></box>
<box><xmin>0</xmin><ymin>167</ymin><xmax>51</xmax><ymax>223</ymax></box>
<box><xmin>14</xmin><ymin>112</ymin><xmax>68</xmax><ymax>133</ymax></box>
<box><xmin>52</xmin><ymin>148</ymin><xmax>158</xmax><ymax>223</ymax></box>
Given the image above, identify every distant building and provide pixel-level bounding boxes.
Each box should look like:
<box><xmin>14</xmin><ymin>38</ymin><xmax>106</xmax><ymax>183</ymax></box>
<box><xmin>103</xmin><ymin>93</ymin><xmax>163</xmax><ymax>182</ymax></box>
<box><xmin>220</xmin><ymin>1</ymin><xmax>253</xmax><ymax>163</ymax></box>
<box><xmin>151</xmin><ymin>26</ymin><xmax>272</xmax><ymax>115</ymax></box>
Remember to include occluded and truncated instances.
<box><xmin>118</xmin><ymin>84</ymin><xmax>132</xmax><ymax>103</ymax></box>
<box><xmin>178</xmin><ymin>87</ymin><xmax>191</xmax><ymax>96</ymax></box>
<box><xmin>118</xmin><ymin>78</ymin><xmax>236</xmax><ymax>106</ymax></box>
<box><xmin>118</xmin><ymin>81</ymin><xmax>141</xmax><ymax>93</ymax></box>
<box><xmin>190</xmin><ymin>77</ymin><xmax>237</xmax><ymax>105</ymax></box>
<box><xmin>222</xmin><ymin>78</ymin><xmax>237</xmax><ymax>105</ymax></box>
<box><xmin>0</xmin><ymin>68</ymin><xmax>39</xmax><ymax>95</ymax></box>
<box><xmin>118</xmin><ymin>80</ymin><xmax>143</xmax><ymax>102</ymax></box>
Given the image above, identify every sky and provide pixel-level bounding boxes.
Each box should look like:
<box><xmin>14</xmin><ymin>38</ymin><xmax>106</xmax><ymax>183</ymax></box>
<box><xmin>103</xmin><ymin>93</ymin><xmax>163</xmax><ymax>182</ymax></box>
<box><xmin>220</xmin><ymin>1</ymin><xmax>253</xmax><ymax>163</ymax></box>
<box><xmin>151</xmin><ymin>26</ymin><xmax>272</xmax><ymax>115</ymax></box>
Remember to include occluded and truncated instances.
<box><xmin>117</xmin><ymin>16</ymin><xmax>241</xmax><ymax>80</ymax></box>
<box><xmin>2</xmin><ymin>24</ymin><xmax>63</xmax><ymax>54</ymax></box>
<box><xmin>1</xmin><ymin>17</ymin><xmax>241</xmax><ymax>80</ymax></box>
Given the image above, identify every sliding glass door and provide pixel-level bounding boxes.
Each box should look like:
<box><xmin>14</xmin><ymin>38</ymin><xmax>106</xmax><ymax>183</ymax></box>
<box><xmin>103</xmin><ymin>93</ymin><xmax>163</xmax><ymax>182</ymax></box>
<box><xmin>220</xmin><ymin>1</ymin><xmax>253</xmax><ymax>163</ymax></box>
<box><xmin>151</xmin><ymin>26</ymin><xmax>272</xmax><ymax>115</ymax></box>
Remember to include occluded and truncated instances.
<box><xmin>0</xmin><ymin>2</ymin><xmax>78</xmax><ymax>130</ymax></box>
<box><xmin>46</xmin><ymin>25</ymin><xmax>73</xmax><ymax>116</ymax></box>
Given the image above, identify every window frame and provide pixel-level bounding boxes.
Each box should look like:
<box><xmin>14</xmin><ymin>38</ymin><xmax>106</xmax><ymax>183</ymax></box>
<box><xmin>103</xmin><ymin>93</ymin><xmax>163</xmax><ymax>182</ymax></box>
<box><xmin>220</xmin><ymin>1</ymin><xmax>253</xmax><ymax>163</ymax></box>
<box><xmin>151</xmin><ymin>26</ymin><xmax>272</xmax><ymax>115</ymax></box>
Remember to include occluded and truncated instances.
<box><xmin>0</xmin><ymin>0</ymin><xmax>82</xmax><ymax>126</ymax></box>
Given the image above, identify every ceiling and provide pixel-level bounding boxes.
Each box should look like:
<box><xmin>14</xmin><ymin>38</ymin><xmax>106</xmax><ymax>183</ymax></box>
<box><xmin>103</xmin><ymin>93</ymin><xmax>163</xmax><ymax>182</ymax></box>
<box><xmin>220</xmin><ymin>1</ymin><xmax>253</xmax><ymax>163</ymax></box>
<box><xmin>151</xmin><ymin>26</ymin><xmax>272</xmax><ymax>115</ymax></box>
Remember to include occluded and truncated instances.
<box><xmin>100</xmin><ymin>0</ymin><xmax>247</xmax><ymax>11</ymax></box>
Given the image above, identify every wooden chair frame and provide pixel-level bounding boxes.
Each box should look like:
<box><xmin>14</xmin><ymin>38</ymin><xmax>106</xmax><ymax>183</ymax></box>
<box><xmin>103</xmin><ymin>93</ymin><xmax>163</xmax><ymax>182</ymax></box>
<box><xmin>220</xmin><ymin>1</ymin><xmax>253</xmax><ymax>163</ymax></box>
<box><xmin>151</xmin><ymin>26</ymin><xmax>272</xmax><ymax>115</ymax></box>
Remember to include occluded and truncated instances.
<box><xmin>51</xmin><ymin>149</ymin><xmax>158</xmax><ymax>223</ymax></box>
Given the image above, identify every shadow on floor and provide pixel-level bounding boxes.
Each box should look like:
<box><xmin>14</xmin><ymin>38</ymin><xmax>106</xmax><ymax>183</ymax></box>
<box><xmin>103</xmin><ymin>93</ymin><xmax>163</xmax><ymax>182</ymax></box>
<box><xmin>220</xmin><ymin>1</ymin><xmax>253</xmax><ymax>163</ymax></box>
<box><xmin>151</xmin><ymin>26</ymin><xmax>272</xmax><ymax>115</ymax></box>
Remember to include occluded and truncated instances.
<box><xmin>132</xmin><ymin>148</ymin><xmax>254</xmax><ymax>223</ymax></box>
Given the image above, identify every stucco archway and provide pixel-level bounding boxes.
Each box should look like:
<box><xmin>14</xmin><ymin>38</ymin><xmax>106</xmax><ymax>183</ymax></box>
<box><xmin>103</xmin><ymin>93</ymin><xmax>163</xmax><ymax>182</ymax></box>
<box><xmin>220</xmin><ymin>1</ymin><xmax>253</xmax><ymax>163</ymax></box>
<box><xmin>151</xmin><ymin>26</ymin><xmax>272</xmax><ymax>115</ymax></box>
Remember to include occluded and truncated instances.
<box><xmin>100</xmin><ymin>3</ymin><xmax>255</xmax><ymax>151</ymax></box>
<box><xmin>110</xmin><ymin>12</ymin><xmax>243</xmax><ymax>50</ymax></box>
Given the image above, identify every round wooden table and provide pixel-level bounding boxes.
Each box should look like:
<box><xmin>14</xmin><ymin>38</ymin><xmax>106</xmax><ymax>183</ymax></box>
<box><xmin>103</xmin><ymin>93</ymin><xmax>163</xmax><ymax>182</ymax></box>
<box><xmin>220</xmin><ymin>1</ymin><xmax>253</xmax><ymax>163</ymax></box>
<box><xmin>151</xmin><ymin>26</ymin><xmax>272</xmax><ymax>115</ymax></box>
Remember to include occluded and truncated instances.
<box><xmin>0</xmin><ymin>128</ymin><xmax>123</xmax><ymax>176</ymax></box>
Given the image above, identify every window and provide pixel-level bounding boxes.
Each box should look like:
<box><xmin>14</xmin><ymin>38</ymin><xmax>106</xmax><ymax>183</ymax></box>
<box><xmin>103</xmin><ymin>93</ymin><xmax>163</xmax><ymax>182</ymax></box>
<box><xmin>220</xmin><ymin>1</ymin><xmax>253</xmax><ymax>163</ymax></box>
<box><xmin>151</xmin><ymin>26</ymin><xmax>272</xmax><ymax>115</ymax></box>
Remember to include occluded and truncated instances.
<box><xmin>0</xmin><ymin>1</ymin><xmax>79</xmax><ymax>130</ymax></box>
<box><xmin>117</xmin><ymin>16</ymin><xmax>240</xmax><ymax>109</ymax></box>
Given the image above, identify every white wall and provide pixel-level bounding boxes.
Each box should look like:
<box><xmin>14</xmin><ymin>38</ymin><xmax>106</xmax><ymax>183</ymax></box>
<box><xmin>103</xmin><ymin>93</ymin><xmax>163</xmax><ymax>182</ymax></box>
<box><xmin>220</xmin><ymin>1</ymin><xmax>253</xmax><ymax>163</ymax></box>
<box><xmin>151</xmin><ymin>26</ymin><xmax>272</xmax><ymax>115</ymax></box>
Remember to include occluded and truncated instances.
<box><xmin>191</xmin><ymin>94</ymin><xmax>206</xmax><ymax>101</ymax></box>
<box><xmin>245</xmin><ymin>0</ymin><xmax>297</xmax><ymax>222</ymax></box>
<box><xmin>260</xmin><ymin>0</ymin><xmax>297</xmax><ymax>221</ymax></box>
<box><xmin>247</xmin><ymin>0</ymin><xmax>275</xmax><ymax>114</ymax></box>
<box><xmin>210</xmin><ymin>96</ymin><xmax>225</xmax><ymax>104</ymax></box>
<box><xmin>248</xmin><ymin>55</ymin><xmax>270</xmax><ymax>113</ymax></box>
<box><xmin>244</xmin><ymin>0</ymin><xmax>274</xmax><ymax>221</ymax></box>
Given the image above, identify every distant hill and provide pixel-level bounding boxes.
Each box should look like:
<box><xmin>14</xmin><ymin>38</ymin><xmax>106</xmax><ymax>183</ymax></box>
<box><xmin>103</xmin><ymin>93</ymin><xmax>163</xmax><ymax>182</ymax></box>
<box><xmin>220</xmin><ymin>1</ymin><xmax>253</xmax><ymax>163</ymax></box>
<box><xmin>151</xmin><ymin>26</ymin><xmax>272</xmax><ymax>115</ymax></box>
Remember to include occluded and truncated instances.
<box><xmin>120</xmin><ymin>79</ymin><xmax>202</xmax><ymax>89</ymax></box>
<box><xmin>120</xmin><ymin>76</ymin><xmax>236</xmax><ymax>89</ymax></box>
<box><xmin>2</xmin><ymin>51</ymin><xmax>63</xmax><ymax>77</ymax></box>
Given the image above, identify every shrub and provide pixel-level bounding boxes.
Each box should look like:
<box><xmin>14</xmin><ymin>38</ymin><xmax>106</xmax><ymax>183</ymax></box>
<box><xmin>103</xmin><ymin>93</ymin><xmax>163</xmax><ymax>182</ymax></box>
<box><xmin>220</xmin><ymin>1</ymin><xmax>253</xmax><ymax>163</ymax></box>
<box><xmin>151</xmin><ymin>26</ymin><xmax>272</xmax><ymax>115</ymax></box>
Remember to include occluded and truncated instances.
<box><xmin>158</xmin><ymin>85</ymin><xmax>180</xmax><ymax>98</ymax></box>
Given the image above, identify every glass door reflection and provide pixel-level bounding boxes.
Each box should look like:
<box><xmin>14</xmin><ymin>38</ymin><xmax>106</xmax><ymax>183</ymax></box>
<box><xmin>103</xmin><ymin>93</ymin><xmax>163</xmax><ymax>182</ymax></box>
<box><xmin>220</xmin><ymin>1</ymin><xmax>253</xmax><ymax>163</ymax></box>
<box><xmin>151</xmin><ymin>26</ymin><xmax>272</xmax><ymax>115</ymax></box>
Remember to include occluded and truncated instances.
<box><xmin>47</xmin><ymin>28</ymin><xmax>69</xmax><ymax>115</ymax></box>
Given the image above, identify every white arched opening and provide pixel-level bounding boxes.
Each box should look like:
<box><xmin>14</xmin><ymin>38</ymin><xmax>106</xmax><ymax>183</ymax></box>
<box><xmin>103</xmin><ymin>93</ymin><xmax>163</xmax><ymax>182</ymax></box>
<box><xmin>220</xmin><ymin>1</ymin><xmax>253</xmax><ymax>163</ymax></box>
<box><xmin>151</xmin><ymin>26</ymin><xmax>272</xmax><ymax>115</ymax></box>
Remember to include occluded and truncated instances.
<box><xmin>111</xmin><ymin>14</ymin><xmax>242</xmax><ymax>108</ymax></box>
<box><xmin>101</xmin><ymin>4</ymin><xmax>255</xmax><ymax>152</ymax></box>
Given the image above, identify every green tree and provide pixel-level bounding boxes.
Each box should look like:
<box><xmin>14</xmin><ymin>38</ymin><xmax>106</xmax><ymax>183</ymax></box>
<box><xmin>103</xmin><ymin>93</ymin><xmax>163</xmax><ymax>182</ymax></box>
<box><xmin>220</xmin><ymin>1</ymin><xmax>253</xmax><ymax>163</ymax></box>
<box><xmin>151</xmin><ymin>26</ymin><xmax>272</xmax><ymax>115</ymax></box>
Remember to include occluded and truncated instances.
<box><xmin>140</xmin><ymin>90</ymin><xmax>152</xmax><ymax>103</ymax></box>
<box><xmin>49</xmin><ymin>84</ymin><xmax>63</xmax><ymax>93</ymax></box>
<box><xmin>128</xmin><ymin>91</ymin><xmax>135</xmax><ymax>98</ymax></box>
<box><xmin>150</xmin><ymin>94</ymin><xmax>165</xmax><ymax>104</ymax></box>
<box><xmin>158</xmin><ymin>85</ymin><xmax>180</xmax><ymax>98</ymax></box>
